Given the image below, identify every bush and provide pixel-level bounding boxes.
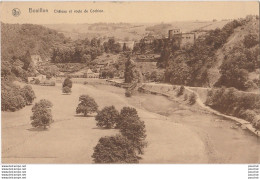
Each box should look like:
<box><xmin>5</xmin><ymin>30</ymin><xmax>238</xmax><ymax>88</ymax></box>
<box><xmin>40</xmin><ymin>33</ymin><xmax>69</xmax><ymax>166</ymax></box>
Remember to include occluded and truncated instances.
<box><xmin>188</xmin><ymin>93</ymin><xmax>197</xmax><ymax>105</ymax></box>
<box><xmin>62</xmin><ymin>86</ymin><xmax>71</xmax><ymax>94</ymax></box>
<box><xmin>63</xmin><ymin>77</ymin><xmax>72</xmax><ymax>88</ymax></box>
<box><xmin>177</xmin><ymin>85</ymin><xmax>185</xmax><ymax>96</ymax></box>
<box><xmin>238</xmin><ymin>109</ymin><xmax>257</xmax><ymax>123</ymax></box>
<box><xmin>30</xmin><ymin>99</ymin><xmax>53</xmax><ymax>129</ymax></box>
<box><xmin>21</xmin><ymin>85</ymin><xmax>36</xmax><ymax>105</ymax></box>
<box><xmin>125</xmin><ymin>90</ymin><xmax>132</xmax><ymax>97</ymax></box>
<box><xmin>76</xmin><ymin>95</ymin><xmax>98</xmax><ymax>116</ymax></box>
<box><xmin>95</xmin><ymin>106</ymin><xmax>119</xmax><ymax>128</ymax></box>
<box><xmin>35</xmin><ymin>79</ymin><xmax>40</xmax><ymax>85</ymax></box>
<box><xmin>1</xmin><ymin>82</ymin><xmax>33</xmax><ymax>111</ymax></box>
<box><xmin>252</xmin><ymin>117</ymin><xmax>260</xmax><ymax>130</ymax></box>
<box><xmin>2</xmin><ymin>93</ymin><xmax>26</xmax><ymax>112</ymax></box>
<box><xmin>243</xmin><ymin>34</ymin><xmax>259</xmax><ymax>48</ymax></box>
<box><xmin>92</xmin><ymin>134</ymin><xmax>140</xmax><ymax>163</ymax></box>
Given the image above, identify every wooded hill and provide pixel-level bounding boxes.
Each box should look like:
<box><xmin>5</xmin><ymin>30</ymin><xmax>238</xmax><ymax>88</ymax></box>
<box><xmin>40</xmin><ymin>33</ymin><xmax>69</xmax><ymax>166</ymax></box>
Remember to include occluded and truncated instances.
<box><xmin>161</xmin><ymin>16</ymin><xmax>259</xmax><ymax>91</ymax></box>
<box><xmin>1</xmin><ymin>23</ymin><xmax>69</xmax><ymax>61</ymax></box>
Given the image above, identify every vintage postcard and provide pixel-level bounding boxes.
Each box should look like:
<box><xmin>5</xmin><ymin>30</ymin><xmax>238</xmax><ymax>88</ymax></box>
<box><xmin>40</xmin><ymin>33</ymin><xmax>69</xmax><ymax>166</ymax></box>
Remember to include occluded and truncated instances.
<box><xmin>1</xmin><ymin>1</ymin><xmax>259</xmax><ymax>164</ymax></box>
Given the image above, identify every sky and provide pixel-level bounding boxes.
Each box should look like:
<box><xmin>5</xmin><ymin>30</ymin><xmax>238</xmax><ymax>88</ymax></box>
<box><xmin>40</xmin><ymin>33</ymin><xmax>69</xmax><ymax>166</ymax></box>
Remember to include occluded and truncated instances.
<box><xmin>0</xmin><ymin>1</ymin><xmax>259</xmax><ymax>24</ymax></box>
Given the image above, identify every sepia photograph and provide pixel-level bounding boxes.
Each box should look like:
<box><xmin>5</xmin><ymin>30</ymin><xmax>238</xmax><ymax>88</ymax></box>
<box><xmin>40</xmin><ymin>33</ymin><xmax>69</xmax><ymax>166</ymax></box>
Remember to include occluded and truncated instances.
<box><xmin>0</xmin><ymin>1</ymin><xmax>259</xmax><ymax>165</ymax></box>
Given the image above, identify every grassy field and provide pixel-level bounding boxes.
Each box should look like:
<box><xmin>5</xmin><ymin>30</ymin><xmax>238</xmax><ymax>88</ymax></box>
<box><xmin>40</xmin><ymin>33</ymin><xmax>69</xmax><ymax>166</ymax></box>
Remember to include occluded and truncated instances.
<box><xmin>2</xmin><ymin>81</ymin><xmax>260</xmax><ymax>163</ymax></box>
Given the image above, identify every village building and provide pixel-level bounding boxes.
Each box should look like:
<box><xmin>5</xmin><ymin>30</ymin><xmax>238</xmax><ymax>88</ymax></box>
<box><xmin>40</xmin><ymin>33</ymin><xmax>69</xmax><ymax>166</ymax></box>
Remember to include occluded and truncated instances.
<box><xmin>168</xmin><ymin>29</ymin><xmax>196</xmax><ymax>47</ymax></box>
<box><xmin>28</xmin><ymin>74</ymin><xmax>46</xmax><ymax>83</ymax></box>
<box><xmin>68</xmin><ymin>68</ymin><xmax>100</xmax><ymax>78</ymax></box>
<box><xmin>136</xmin><ymin>54</ymin><xmax>160</xmax><ymax>62</ymax></box>
<box><xmin>83</xmin><ymin>69</ymin><xmax>99</xmax><ymax>78</ymax></box>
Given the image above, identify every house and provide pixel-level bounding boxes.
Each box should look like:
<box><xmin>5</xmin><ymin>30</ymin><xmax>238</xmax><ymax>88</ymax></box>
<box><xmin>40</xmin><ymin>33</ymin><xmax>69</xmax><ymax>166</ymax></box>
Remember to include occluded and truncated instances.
<box><xmin>136</xmin><ymin>54</ymin><xmax>160</xmax><ymax>62</ymax></box>
<box><xmin>168</xmin><ymin>29</ymin><xmax>196</xmax><ymax>47</ymax></box>
<box><xmin>28</xmin><ymin>74</ymin><xmax>46</xmax><ymax>83</ymax></box>
<box><xmin>83</xmin><ymin>69</ymin><xmax>99</xmax><ymax>78</ymax></box>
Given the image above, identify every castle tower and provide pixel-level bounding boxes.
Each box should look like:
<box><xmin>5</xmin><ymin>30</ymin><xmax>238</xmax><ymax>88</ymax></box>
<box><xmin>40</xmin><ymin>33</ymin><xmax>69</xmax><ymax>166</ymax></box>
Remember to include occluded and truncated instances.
<box><xmin>168</xmin><ymin>30</ymin><xmax>173</xmax><ymax>40</ymax></box>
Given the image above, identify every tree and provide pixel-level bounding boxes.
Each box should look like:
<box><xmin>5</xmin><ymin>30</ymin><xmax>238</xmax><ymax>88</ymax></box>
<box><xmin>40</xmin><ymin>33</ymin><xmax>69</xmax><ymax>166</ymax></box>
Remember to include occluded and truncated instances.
<box><xmin>1</xmin><ymin>82</ymin><xmax>27</xmax><ymax>111</ymax></box>
<box><xmin>32</xmin><ymin>99</ymin><xmax>53</xmax><ymax>112</ymax></box>
<box><xmin>35</xmin><ymin>79</ymin><xmax>40</xmax><ymax>85</ymax></box>
<box><xmin>30</xmin><ymin>99</ymin><xmax>53</xmax><ymax>129</ymax></box>
<box><xmin>116</xmin><ymin>107</ymin><xmax>147</xmax><ymax>154</ymax></box>
<box><xmin>188</xmin><ymin>93</ymin><xmax>197</xmax><ymax>105</ymax></box>
<box><xmin>119</xmin><ymin>116</ymin><xmax>147</xmax><ymax>154</ymax></box>
<box><xmin>243</xmin><ymin>33</ymin><xmax>259</xmax><ymax>48</ymax></box>
<box><xmin>124</xmin><ymin>58</ymin><xmax>138</xmax><ymax>83</ymax></box>
<box><xmin>95</xmin><ymin>106</ymin><xmax>119</xmax><ymax>128</ymax></box>
<box><xmin>21</xmin><ymin>85</ymin><xmax>36</xmax><ymax>105</ymax></box>
<box><xmin>21</xmin><ymin>50</ymin><xmax>32</xmax><ymax>71</ymax></box>
<box><xmin>76</xmin><ymin>95</ymin><xmax>98</xmax><ymax>116</ymax></box>
<box><xmin>92</xmin><ymin>134</ymin><xmax>140</xmax><ymax>163</ymax></box>
<box><xmin>177</xmin><ymin>85</ymin><xmax>185</xmax><ymax>96</ymax></box>
<box><xmin>62</xmin><ymin>86</ymin><xmax>72</xmax><ymax>94</ymax></box>
<box><xmin>63</xmin><ymin>77</ymin><xmax>72</xmax><ymax>88</ymax></box>
<box><xmin>123</xmin><ymin>43</ymin><xmax>127</xmax><ymax>51</ymax></box>
<box><xmin>116</xmin><ymin>107</ymin><xmax>138</xmax><ymax>128</ymax></box>
<box><xmin>125</xmin><ymin>90</ymin><xmax>132</xmax><ymax>97</ymax></box>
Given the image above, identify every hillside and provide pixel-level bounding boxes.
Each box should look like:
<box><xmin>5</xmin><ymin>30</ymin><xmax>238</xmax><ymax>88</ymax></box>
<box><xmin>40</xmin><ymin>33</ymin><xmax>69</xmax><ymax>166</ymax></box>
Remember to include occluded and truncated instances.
<box><xmin>164</xmin><ymin>16</ymin><xmax>259</xmax><ymax>91</ymax></box>
<box><xmin>207</xmin><ymin>17</ymin><xmax>259</xmax><ymax>89</ymax></box>
<box><xmin>1</xmin><ymin>23</ymin><xmax>69</xmax><ymax>61</ymax></box>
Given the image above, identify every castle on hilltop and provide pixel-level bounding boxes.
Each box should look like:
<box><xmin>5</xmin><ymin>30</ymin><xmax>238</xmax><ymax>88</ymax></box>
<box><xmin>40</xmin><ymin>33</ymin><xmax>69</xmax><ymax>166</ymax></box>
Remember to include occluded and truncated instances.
<box><xmin>168</xmin><ymin>29</ymin><xmax>196</xmax><ymax>47</ymax></box>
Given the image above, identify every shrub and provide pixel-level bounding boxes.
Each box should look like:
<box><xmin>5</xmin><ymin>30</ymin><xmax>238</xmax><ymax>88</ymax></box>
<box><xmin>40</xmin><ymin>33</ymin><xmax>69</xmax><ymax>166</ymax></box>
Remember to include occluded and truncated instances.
<box><xmin>238</xmin><ymin>109</ymin><xmax>257</xmax><ymax>123</ymax></box>
<box><xmin>30</xmin><ymin>99</ymin><xmax>53</xmax><ymax>129</ymax></box>
<box><xmin>92</xmin><ymin>134</ymin><xmax>140</xmax><ymax>163</ymax></box>
<box><xmin>189</xmin><ymin>93</ymin><xmax>197</xmax><ymax>105</ymax></box>
<box><xmin>177</xmin><ymin>85</ymin><xmax>185</xmax><ymax>96</ymax></box>
<box><xmin>62</xmin><ymin>86</ymin><xmax>71</xmax><ymax>94</ymax></box>
<box><xmin>35</xmin><ymin>79</ymin><xmax>40</xmax><ymax>85</ymax></box>
<box><xmin>1</xmin><ymin>82</ymin><xmax>29</xmax><ymax>111</ymax></box>
<box><xmin>21</xmin><ymin>85</ymin><xmax>36</xmax><ymax>105</ymax></box>
<box><xmin>243</xmin><ymin>34</ymin><xmax>259</xmax><ymax>48</ymax></box>
<box><xmin>95</xmin><ymin>106</ymin><xmax>119</xmax><ymax>128</ymax></box>
<box><xmin>63</xmin><ymin>77</ymin><xmax>72</xmax><ymax>88</ymax></box>
<box><xmin>76</xmin><ymin>95</ymin><xmax>98</xmax><ymax>116</ymax></box>
<box><xmin>125</xmin><ymin>90</ymin><xmax>132</xmax><ymax>97</ymax></box>
<box><xmin>252</xmin><ymin>117</ymin><xmax>260</xmax><ymax>130</ymax></box>
<box><xmin>2</xmin><ymin>94</ymin><xmax>26</xmax><ymax>112</ymax></box>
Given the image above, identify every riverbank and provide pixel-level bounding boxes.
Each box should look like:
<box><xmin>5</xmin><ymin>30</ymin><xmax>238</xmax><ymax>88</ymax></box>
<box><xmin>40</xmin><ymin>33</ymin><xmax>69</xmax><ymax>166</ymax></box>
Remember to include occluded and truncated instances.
<box><xmin>139</xmin><ymin>83</ymin><xmax>260</xmax><ymax>137</ymax></box>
